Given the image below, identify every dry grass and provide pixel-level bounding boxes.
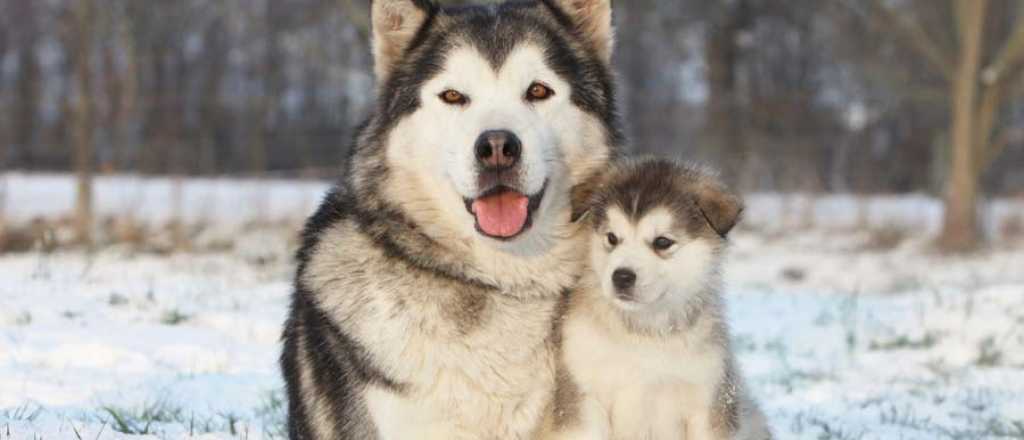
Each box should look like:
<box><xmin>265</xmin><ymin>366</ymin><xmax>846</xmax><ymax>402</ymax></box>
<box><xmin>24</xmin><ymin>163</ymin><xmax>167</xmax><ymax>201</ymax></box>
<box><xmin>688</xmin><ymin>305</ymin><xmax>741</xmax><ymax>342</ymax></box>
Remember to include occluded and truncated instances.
<box><xmin>861</xmin><ymin>224</ymin><xmax>910</xmax><ymax>251</ymax></box>
<box><xmin>0</xmin><ymin>215</ymin><xmax>302</xmax><ymax>255</ymax></box>
<box><xmin>0</xmin><ymin>218</ymin><xmax>60</xmax><ymax>253</ymax></box>
<box><xmin>1001</xmin><ymin>213</ymin><xmax>1024</xmax><ymax>242</ymax></box>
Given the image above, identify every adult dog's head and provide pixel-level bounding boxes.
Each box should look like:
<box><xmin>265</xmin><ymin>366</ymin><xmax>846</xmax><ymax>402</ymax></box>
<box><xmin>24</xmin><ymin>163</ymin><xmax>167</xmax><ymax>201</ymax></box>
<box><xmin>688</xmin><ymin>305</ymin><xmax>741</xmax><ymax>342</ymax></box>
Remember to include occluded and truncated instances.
<box><xmin>348</xmin><ymin>0</ymin><xmax>622</xmax><ymax>289</ymax></box>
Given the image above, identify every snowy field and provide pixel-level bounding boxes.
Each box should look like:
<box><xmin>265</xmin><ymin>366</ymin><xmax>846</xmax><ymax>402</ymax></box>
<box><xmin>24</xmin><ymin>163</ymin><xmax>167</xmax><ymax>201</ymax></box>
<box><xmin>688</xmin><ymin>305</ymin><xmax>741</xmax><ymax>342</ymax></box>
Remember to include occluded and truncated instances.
<box><xmin>2</xmin><ymin>173</ymin><xmax>1024</xmax><ymax>439</ymax></box>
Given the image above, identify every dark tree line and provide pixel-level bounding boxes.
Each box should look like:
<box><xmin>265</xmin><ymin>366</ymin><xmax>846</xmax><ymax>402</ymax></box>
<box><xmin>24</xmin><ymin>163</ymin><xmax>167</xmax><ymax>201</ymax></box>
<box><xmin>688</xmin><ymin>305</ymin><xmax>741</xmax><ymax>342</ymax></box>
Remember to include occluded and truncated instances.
<box><xmin>1</xmin><ymin>0</ymin><xmax>370</xmax><ymax>177</ymax></box>
<box><xmin>0</xmin><ymin>0</ymin><xmax>1022</xmax><ymax>249</ymax></box>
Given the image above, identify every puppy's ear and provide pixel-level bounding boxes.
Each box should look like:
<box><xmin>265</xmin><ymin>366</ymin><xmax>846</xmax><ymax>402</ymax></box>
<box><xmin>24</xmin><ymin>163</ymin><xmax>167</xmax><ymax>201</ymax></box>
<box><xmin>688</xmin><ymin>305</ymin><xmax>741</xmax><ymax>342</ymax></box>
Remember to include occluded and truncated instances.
<box><xmin>372</xmin><ymin>0</ymin><xmax>434</xmax><ymax>82</ymax></box>
<box><xmin>694</xmin><ymin>181</ymin><xmax>743</xmax><ymax>238</ymax></box>
<box><xmin>547</xmin><ymin>0</ymin><xmax>614</xmax><ymax>63</ymax></box>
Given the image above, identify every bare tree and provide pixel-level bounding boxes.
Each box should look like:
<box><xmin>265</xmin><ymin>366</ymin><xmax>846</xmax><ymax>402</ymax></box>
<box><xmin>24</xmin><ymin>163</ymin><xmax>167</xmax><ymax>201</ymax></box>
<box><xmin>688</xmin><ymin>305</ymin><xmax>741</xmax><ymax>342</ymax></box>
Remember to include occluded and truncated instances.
<box><xmin>855</xmin><ymin>0</ymin><xmax>1024</xmax><ymax>251</ymax></box>
<box><xmin>0</xmin><ymin>10</ymin><xmax>9</xmax><ymax>166</ymax></box>
<box><xmin>945</xmin><ymin>0</ymin><xmax>988</xmax><ymax>252</ymax></box>
<box><xmin>70</xmin><ymin>0</ymin><xmax>96</xmax><ymax>246</ymax></box>
<box><xmin>11</xmin><ymin>0</ymin><xmax>41</xmax><ymax>168</ymax></box>
<box><xmin>705</xmin><ymin>0</ymin><xmax>753</xmax><ymax>189</ymax></box>
<box><xmin>99</xmin><ymin>1</ymin><xmax>137</xmax><ymax>173</ymax></box>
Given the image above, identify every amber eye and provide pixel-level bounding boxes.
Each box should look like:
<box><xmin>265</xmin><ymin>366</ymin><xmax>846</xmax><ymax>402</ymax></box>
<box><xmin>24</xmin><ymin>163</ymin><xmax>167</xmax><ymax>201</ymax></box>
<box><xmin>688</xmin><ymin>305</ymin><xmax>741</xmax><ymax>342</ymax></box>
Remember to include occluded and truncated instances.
<box><xmin>606</xmin><ymin>233</ymin><xmax>620</xmax><ymax>247</ymax></box>
<box><xmin>526</xmin><ymin>82</ymin><xmax>554</xmax><ymax>102</ymax></box>
<box><xmin>653</xmin><ymin>237</ymin><xmax>676</xmax><ymax>251</ymax></box>
<box><xmin>439</xmin><ymin>89</ymin><xmax>468</xmax><ymax>105</ymax></box>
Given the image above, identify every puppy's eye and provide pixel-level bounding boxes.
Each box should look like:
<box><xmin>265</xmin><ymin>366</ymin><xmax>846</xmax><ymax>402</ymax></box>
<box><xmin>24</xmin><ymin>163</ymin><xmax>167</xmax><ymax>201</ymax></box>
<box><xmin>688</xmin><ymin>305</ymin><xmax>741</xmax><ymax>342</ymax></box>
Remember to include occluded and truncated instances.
<box><xmin>606</xmin><ymin>233</ymin><xmax>620</xmax><ymax>247</ymax></box>
<box><xmin>653</xmin><ymin>237</ymin><xmax>675</xmax><ymax>251</ymax></box>
<box><xmin>525</xmin><ymin>82</ymin><xmax>554</xmax><ymax>102</ymax></box>
<box><xmin>439</xmin><ymin>89</ymin><xmax>468</xmax><ymax>105</ymax></box>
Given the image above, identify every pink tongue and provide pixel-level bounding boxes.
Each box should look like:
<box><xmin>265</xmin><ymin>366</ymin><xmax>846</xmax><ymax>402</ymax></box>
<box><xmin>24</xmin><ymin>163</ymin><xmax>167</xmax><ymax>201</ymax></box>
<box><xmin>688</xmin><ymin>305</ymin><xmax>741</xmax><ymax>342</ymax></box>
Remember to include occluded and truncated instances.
<box><xmin>472</xmin><ymin>191</ymin><xmax>530</xmax><ymax>238</ymax></box>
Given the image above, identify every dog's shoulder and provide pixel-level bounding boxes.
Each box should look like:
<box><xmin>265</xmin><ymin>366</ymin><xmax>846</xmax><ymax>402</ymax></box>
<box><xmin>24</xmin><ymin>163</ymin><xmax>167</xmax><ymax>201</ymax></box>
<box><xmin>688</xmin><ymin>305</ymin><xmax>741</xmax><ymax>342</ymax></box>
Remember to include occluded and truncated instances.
<box><xmin>296</xmin><ymin>184</ymin><xmax>356</xmax><ymax>270</ymax></box>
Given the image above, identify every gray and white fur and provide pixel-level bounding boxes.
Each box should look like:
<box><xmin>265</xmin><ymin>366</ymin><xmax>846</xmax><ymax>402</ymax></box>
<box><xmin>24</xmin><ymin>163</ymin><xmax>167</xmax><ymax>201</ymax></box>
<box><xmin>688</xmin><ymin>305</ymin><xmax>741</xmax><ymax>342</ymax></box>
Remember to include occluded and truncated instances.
<box><xmin>279</xmin><ymin>1</ymin><xmax>622</xmax><ymax>439</ymax></box>
<box><xmin>546</xmin><ymin>158</ymin><xmax>772</xmax><ymax>440</ymax></box>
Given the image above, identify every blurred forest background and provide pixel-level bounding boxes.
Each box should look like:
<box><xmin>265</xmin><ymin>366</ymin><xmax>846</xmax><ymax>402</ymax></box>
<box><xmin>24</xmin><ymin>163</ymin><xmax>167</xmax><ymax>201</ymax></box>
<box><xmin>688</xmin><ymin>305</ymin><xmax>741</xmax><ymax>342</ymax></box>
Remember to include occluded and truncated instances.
<box><xmin>1</xmin><ymin>0</ymin><xmax>1023</xmax><ymax>251</ymax></box>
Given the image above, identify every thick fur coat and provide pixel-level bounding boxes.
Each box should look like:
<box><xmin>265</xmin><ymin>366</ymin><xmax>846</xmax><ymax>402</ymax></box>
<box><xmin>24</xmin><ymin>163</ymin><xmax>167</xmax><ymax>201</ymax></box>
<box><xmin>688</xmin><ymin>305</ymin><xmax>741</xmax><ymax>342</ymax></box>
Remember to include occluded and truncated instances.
<box><xmin>280</xmin><ymin>1</ymin><xmax>622</xmax><ymax>439</ymax></box>
<box><xmin>546</xmin><ymin>159</ymin><xmax>772</xmax><ymax>440</ymax></box>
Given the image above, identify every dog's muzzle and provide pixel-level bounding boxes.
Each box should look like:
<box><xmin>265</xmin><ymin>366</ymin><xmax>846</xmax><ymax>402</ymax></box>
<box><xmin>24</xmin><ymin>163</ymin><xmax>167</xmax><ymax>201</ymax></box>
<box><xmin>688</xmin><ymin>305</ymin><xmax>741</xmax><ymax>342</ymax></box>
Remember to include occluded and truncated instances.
<box><xmin>459</xmin><ymin>129</ymin><xmax>547</xmax><ymax>240</ymax></box>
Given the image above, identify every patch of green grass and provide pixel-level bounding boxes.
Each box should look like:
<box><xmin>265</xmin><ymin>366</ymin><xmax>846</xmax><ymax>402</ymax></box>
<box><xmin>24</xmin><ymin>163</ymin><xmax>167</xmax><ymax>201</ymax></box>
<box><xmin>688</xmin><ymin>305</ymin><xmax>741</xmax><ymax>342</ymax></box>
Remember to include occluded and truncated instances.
<box><xmin>97</xmin><ymin>399</ymin><xmax>279</xmax><ymax>438</ymax></box>
<box><xmin>878</xmin><ymin>404</ymin><xmax>935</xmax><ymax>430</ymax></box>
<box><xmin>219</xmin><ymin>412</ymin><xmax>240</xmax><ymax>436</ymax></box>
<box><xmin>100</xmin><ymin>402</ymin><xmax>185</xmax><ymax>435</ymax></box>
<box><xmin>813</xmin><ymin>309</ymin><xmax>835</xmax><ymax>327</ymax></box>
<box><xmin>938</xmin><ymin>417</ymin><xmax>1024</xmax><ymax>439</ymax></box>
<box><xmin>790</xmin><ymin>412</ymin><xmax>865</xmax><ymax>440</ymax></box>
<box><xmin>975</xmin><ymin>336</ymin><xmax>1003</xmax><ymax>367</ymax></box>
<box><xmin>255</xmin><ymin>389</ymin><xmax>288</xmax><ymax>439</ymax></box>
<box><xmin>729</xmin><ymin>334</ymin><xmax>757</xmax><ymax>353</ymax></box>
<box><xmin>839</xmin><ymin>291</ymin><xmax>861</xmax><ymax>354</ymax></box>
<box><xmin>66</xmin><ymin>419</ymin><xmax>100</xmax><ymax>440</ymax></box>
<box><xmin>108</xmin><ymin>293</ymin><xmax>129</xmax><ymax>307</ymax></box>
<box><xmin>887</xmin><ymin>276</ymin><xmax>923</xmax><ymax>293</ymax></box>
<box><xmin>13</xmin><ymin>311</ymin><xmax>32</xmax><ymax>326</ymax></box>
<box><xmin>1</xmin><ymin>403</ymin><xmax>43</xmax><ymax>422</ymax></box>
<box><xmin>159</xmin><ymin>309</ymin><xmax>191</xmax><ymax>326</ymax></box>
<box><xmin>985</xmin><ymin>419</ymin><xmax>1024</xmax><ymax>438</ymax></box>
<box><xmin>868</xmin><ymin>332</ymin><xmax>939</xmax><ymax>351</ymax></box>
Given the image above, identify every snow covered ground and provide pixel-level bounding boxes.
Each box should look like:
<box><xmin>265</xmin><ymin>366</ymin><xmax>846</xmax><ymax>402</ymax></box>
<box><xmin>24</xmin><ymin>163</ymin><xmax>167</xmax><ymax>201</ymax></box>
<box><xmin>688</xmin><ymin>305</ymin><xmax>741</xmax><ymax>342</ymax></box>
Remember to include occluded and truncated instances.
<box><xmin>2</xmin><ymin>174</ymin><xmax>1023</xmax><ymax>439</ymax></box>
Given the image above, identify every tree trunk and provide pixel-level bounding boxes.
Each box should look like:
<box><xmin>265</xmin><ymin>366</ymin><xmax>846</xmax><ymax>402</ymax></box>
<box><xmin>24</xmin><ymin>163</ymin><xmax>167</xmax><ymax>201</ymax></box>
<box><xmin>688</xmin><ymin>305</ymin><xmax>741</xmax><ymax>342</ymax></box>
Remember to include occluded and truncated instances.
<box><xmin>118</xmin><ymin>5</ymin><xmax>140</xmax><ymax>171</ymax></box>
<box><xmin>199</xmin><ymin>17</ymin><xmax>228</xmax><ymax>175</ymax></box>
<box><xmin>101</xmin><ymin>40</ymin><xmax>121</xmax><ymax>173</ymax></box>
<box><xmin>143</xmin><ymin>44</ymin><xmax>168</xmax><ymax>174</ymax></box>
<box><xmin>940</xmin><ymin>0</ymin><xmax>987</xmax><ymax>252</ymax></box>
<box><xmin>72</xmin><ymin>0</ymin><xmax>96</xmax><ymax>246</ymax></box>
<box><xmin>252</xmin><ymin>0</ymin><xmax>285</xmax><ymax>175</ymax></box>
<box><xmin>12</xmin><ymin>0</ymin><xmax>40</xmax><ymax>169</ymax></box>
<box><xmin>0</xmin><ymin>24</ymin><xmax>8</xmax><ymax>168</ymax></box>
<box><xmin>705</xmin><ymin>0</ymin><xmax>751</xmax><ymax>189</ymax></box>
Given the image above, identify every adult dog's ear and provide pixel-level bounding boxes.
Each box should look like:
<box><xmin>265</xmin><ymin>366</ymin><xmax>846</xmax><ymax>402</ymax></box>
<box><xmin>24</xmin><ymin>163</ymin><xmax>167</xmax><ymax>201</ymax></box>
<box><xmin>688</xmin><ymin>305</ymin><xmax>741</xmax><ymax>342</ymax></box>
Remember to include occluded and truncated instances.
<box><xmin>694</xmin><ymin>181</ymin><xmax>743</xmax><ymax>238</ymax></box>
<box><xmin>570</xmin><ymin>168</ymin><xmax>613</xmax><ymax>223</ymax></box>
<box><xmin>372</xmin><ymin>0</ymin><xmax>434</xmax><ymax>82</ymax></box>
<box><xmin>547</xmin><ymin>0</ymin><xmax>614</xmax><ymax>63</ymax></box>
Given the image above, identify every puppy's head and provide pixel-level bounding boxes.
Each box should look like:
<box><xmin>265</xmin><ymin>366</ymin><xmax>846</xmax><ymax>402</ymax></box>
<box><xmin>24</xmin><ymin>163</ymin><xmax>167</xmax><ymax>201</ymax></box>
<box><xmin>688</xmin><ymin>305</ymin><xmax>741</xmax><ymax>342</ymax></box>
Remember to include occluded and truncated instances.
<box><xmin>585</xmin><ymin>159</ymin><xmax>742</xmax><ymax>312</ymax></box>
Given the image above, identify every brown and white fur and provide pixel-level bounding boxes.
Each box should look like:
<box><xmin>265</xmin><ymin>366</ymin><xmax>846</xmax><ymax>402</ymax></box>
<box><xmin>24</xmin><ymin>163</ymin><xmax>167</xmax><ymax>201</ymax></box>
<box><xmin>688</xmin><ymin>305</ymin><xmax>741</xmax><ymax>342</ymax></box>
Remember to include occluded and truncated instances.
<box><xmin>546</xmin><ymin>158</ymin><xmax>771</xmax><ymax>440</ymax></box>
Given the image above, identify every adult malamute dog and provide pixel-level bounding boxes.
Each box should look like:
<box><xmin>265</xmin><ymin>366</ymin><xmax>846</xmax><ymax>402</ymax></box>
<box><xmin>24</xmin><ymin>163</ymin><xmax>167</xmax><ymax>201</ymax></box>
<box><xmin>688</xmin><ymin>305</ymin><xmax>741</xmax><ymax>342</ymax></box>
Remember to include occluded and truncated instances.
<box><xmin>280</xmin><ymin>1</ymin><xmax>622</xmax><ymax>438</ymax></box>
<box><xmin>548</xmin><ymin>159</ymin><xmax>771</xmax><ymax>440</ymax></box>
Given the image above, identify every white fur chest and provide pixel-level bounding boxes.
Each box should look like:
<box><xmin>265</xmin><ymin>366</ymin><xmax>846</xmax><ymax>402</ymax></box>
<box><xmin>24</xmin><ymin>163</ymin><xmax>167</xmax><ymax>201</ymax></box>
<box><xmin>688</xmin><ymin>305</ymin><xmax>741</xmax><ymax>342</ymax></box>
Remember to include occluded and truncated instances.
<box><xmin>305</xmin><ymin>224</ymin><xmax>562</xmax><ymax>439</ymax></box>
<box><xmin>562</xmin><ymin>311</ymin><xmax>725</xmax><ymax>438</ymax></box>
<box><xmin>364</xmin><ymin>291</ymin><xmax>559</xmax><ymax>440</ymax></box>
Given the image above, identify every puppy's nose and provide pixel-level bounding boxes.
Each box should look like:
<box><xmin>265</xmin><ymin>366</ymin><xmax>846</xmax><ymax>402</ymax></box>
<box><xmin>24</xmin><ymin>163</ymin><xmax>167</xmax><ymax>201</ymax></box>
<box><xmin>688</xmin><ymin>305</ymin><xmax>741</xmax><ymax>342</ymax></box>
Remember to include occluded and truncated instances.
<box><xmin>612</xmin><ymin>268</ymin><xmax>637</xmax><ymax>291</ymax></box>
<box><xmin>475</xmin><ymin>130</ymin><xmax>521</xmax><ymax>170</ymax></box>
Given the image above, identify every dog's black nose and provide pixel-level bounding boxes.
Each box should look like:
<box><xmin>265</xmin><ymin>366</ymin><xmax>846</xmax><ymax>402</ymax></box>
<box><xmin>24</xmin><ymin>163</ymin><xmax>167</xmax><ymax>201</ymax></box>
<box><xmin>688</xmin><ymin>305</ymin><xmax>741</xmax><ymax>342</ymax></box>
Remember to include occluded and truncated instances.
<box><xmin>612</xmin><ymin>268</ymin><xmax>636</xmax><ymax>291</ymax></box>
<box><xmin>475</xmin><ymin>130</ymin><xmax>521</xmax><ymax>170</ymax></box>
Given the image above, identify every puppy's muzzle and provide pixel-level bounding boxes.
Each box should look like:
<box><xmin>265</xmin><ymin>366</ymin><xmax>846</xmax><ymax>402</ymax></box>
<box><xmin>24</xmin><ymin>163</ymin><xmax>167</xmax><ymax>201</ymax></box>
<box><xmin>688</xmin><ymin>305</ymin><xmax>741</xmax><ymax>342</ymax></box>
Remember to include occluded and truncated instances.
<box><xmin>612</xmin><ymin>268</ymin><xmax>637</xmax><ymax>300</ymax></box>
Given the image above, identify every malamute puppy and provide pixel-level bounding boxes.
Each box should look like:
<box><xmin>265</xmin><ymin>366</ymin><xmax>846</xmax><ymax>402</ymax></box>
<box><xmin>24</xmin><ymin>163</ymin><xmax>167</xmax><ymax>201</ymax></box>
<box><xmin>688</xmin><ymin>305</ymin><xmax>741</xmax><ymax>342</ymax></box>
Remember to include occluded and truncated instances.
<box><xmin>548</xmin><ymin>158</ymin><xmax>771</xmax><ymax>440</ymax></box>
<box><xmin>280</xmin><ymin>1</ymin><xmax>623</xmax><ymax>439</ymax></box>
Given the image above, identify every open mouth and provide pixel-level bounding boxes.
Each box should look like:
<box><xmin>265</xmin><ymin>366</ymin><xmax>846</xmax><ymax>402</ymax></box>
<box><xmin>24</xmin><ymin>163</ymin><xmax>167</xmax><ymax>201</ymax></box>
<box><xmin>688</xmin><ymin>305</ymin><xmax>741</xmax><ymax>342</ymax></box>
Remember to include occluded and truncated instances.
<box><xmin>463</xmin><ymin>181</ymin><xmax>547</xmax><ymax>241</ymax></box>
